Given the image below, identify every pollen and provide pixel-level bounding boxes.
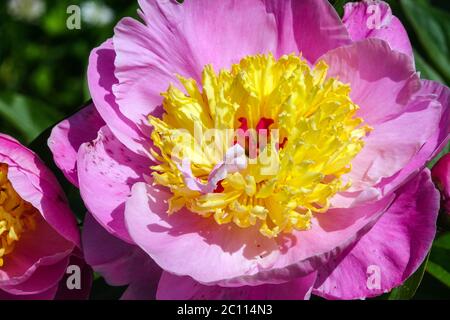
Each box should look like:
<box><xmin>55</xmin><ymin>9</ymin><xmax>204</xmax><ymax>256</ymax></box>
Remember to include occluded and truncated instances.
<box><xmin>0</xmin><ymin>163</ymin><xmax>37</xmax><ymax>267</ymax></box>
<box><xmin>149</xmin><ymin>54</ymin><xmax>371</xmax><ymax>238</ymax></box>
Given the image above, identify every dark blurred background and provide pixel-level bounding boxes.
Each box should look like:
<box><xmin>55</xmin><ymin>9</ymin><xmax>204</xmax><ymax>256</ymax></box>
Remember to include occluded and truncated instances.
<box><xmin>0</xmin><ymin>0</ymin><xmax>139</xmax><ymax>143</ymax></box>
<box><xmin>0</xmin><ymin>0</ymin><xmax>449</xmax><ymax>299</ymax></box>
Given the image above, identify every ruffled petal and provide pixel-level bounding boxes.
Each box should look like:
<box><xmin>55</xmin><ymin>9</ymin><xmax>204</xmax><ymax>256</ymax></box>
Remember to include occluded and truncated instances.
<box><xmin>0</xmin><ymin>134</ymin><xmax>79</xmax><ymax>246</ymax></box>
<box><xmin>125</xmin><ymin>182</ymin><xmax>278</xmax><ymax>286</ymax></box>
<box><xmin>314</xmin><ymin>170</ymin><xmax>439</xmax><ymax>299</ymax></box>
<box><xmin>0</xmin><ymin>285</ymin><xmax>58</xmax><ymax>300</ymax></box>
<box><xmin>320</xmin><ymin>38</ymin><xmax>420</xmax><ymax>126</ymax></box>
<box><xmin>120</xmin><ymin>273</ymin><xmax>159</xmax><ymax>300</ymax></box>
<box><xmin>136</xmin><ymin>0</ymin><xmax>277</xmax><ymax>71</ymax></box>
<box><xmin>264</xmin><ymin>0</ymin><xmax>351</xmax><ymax>61</ymax></box>
<box><xmin>320</xmin><ymin>39</ymin><xmax>437</xmax><ymax>201</ymax></box>
<box><xmin>0</xmin><ymin>256</ymin><xmax>69</xmax><ymax>295</ymax></box>
<box><xmin>347</xmin><ymin>93</ymin><xmax>441</xmax><ymax>190</ymax></box>
<box><xmin>418</xmin><ymin>80</ymin><xmax>450</xmax><ymax>159</ymax></box>
<box><xmin>77</xmin><ymin>126</ymin><xmax>151</xmax><ymax>243</ymax></box>
<box><xmin>82</xmin><ymin>212</ymin><xmax>160</xmax><ymax>291</ymax></box>
<box><xmin>0</xmin><ymin>214</ymin><xmax>73</xmax><ymax>286</ymax></box>
<box><xmin>343</xmin><ymin>1</ymin><xmax>413</xmax><ymax>61</ymax></box>
<box><xmin>48</xmin><ymin>103</ymin><xmax>105</xmax><ymax>187</ymax></box>
<box><xmin>87</xmin><ymin>39</ymin><xmax>149</xmax><ymax>155</ymax></box>
<box><xmin>157</xmin><ymin>272</ymin><xmax>316</xmax><ymax>300</ymax></box>
<box><xmin>112</xmin><ymin>0</ymin><xmax>278</xmax><ymax>138</ymax></box>
<box><xmin>125</xmin><ymin>181</ymin><xmax>393</xmax><ymax>286</ymax></box>
<box><xmin>379</xmin><ymin>81</ymin><xmax>450</xmax><ymax>195</ymax></box>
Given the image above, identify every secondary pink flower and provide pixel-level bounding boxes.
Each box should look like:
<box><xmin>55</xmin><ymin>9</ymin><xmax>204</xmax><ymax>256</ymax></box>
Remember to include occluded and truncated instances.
<box><xmin>431</xmin><ymin>153</ymin><xmax>450</xmax><ymax>214</ymax></box>
<box><xmin>49</xmin><ymin>0</ymin><xmax>449</xmax><ymax>299</ymax></box>
<box><xmin>0</xmin><ymin>134</ymin><xmax>91</xmax><ymax>300</ymax></box>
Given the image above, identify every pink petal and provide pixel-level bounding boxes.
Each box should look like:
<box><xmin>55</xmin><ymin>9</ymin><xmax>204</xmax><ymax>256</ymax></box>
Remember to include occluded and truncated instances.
<box><xmin>371</xmin><ymin>80</ymin><xmax>449</xmax><ymax>198</ymax></box>
<box><xmin>0</xmin><ymin>285</ymin><xmax>58</xmax><ymax>300</ymax></box>
<box><xmin>320</xmin><ymin>38</ymin><xmax>420</xmax><ymax>126</ymax></box>
<box><xmin>82</xmin><ymin>212</ymin><xmax>136</xmax><ymax>279</ymax></box>
<box><xmin>48</xmin><ymin>103</ymin><xmax>105</xmax><ymax>187</ymax></box>
<box><xmin>406</xmin><ymin>80</ymin><xmax>450</xmax><ymax>162</ymax></box>
<box><xmin>136</xmin><ymin>0</ymin><xmax>277</xmax><ymax>71</ymax></box>
<box><xmin>264</xmin><ymin>0</ymin><xmax>351</xmax><ymax>61</ymax></box>
<box><xmin>125</xmin><ymin>182</ymin><xmax>279</xmax><ymax>286</ymax></box>
<box><xmin>112</xmin><ymin>0</ymin><xmax>278</xmax><ymax>137</ymax></box>
<box><xmin>179</xmin><ymin>144</ymin><xmax>247</xmax><ymax>194</ymax></box>
<box><xmin>256</xmin><ymin>194</ymin><xmax>395</xmax><ymax>285</ymax></box>
<box><xmin>157</xmin><ymin>272</ymin><xmax>316</xmax><ymax>300</ymax></box>
<box><xmin>87</xmin><ymin>39</ymin><xmax>149</xmax><ymax>155</ymax></box>
<box><xmin>422</xmin><ymin>80</ymin><xmax>450</xmax><ymax>154</ymax></box>
<box><xmin>0</xmin><ymin>214</ymin><xmax>73</xmax><ymax>286</ymax></box>
<box><xmin>0</xmin><ymin>134</ymin><xmax>79</xmax><ymax>246</ymax></box>
<box><xmin>77</xmin><ymin>126</ymin><xmax>151</xmax><ymax>243</ymax></box>
<box><xmin>314</xmin><ymin>170</ymin><xmax>439</xmax><ymax>299</ymax></box>
<box><xmin>347</xmin><ymin>93</ymin><xmax>442</xmax><ymax>191</ymax></box>
<box><xmin>0</xmin><ymin>257</ymin><xmax>69</xmax><ymax>295</ymax></box>
<box><xmin>120</xmin><ymin>272</ymin><xmax>160</xmax><ymax>300</ymax></box>
<box><xmin>82</xmin><ymin>212</ymin><xmax>160</xmax><ymax>290</ymax></box>
<box><xmin>125</xmin><ymin>181</ymin><xmax>393</xmax><ymax>286</ymax></box>
<box><xmin>343</xmin><ymin>1</ymin><xmax>413</xmax><ymax>61</ymax></box>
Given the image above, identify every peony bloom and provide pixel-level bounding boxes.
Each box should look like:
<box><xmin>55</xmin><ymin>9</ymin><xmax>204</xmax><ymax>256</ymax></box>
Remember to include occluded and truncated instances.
<box><xmin>49</xmin><ymin>0</ymin><xmax>449</xmax><ymax>299</ymax></box>
<box><xmin>0</xmin><ymin>134</ymin><xmax>91</xmax><ymax>300</ymax></box>
<box><xmin>431</xmin><ymin>153</ymin><xmax>450</xmax><ymax>215</ymax></box>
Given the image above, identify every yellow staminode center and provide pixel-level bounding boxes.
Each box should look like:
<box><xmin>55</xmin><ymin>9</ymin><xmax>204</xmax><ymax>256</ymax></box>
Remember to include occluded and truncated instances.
<box><xmin>149</xmin><ymin>54</ymin><xmax>371</xmax><ymax>238</ymax></box>
<box><xmin>0</xmin><ymin>163</ymin><xmax>37</xmax><ymax>267</ymax></box>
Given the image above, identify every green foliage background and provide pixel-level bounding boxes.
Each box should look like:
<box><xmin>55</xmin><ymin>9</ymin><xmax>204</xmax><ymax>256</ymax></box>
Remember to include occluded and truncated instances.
<box><xmin>0</xmin><ymin>0</ymin><xmax>449</xmax><ymax>299</ymax></box>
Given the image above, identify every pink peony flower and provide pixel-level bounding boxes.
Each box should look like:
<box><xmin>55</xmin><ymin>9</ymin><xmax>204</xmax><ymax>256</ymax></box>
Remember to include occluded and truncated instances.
<box><xmin>49</xmin><ymin>0</ymin><xmax>449</xmax><ymax>299</ymax></box>
<box><xmin>431</xmin><ymin>153</ymin><xmax>450</xmax><ymax>214</ymax></box>
<box><xmin>0</xmin><ymin>134</ymin><xmax>91</xmax><ymax>300</ymax></box>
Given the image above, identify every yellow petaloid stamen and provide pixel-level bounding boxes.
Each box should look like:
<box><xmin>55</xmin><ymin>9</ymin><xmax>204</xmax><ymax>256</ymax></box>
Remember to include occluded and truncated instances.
<box><xmin>0</xmin><ymin>163</ymin><xmax>37</xmax><ymax>267</ymax></box>
<box><xmin>149</xmin><ymin>54</ymin><xmax>372</xmax><ymax>238</ymax></box>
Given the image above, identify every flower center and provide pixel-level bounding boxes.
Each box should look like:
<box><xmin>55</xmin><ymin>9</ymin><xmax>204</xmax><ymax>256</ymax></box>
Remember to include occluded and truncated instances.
<box><xmin>149</xmin><ymin>54</ymin><xmax>371</xmax><ymax>238</ymax></box>
<box><xmin>0</xmin><ymin>163</ymin><xmax>37</xmax><ymax>267</ymax></box>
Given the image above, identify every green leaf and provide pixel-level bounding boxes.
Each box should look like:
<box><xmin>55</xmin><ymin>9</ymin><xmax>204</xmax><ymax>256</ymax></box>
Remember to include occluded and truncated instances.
<box><xmin>402</xmin><ymin>0</ymin><xmax>450</xmax><ymax>83</ymax></box>
<box><xmin>43</xmin><ymin>2</ymin><xmax>72</xmax><ymax>36</ymax></box>
<box><xmin>90</xmin><ymin>277</ymin><xmax>127</xmax><ymax>300</ymax></box>
<box><xmin>427</xmin><ymin>233</ymin><xmax>450</xmax><ymax>288</ymax></box>
<box><xmin>433</xmin><ymin>232</ymin><xmax>450</xmax><ymax>250</ymax></box>
<box><xmin>330</xmin><ymin>0</ymin><xmax>352</xmax><ymax>16</ymax></box>
<box><xmin>389</xmin><ymin>252</ymin><xmax>430</xmax><ymax>300</ymax></box>
<box><xmin>415</xmin><ymin>50</ymin><xmax>445</xmax><ymax>83</ymax></box>
<box><xmin>428</xmin><ymin>141</ymin><xmax>450</xmax><ymax>169</ymax></box>
<box><xmin>427</xmin><ymin>261</ymin><xmax>450</xmax><ymax>288</ymax></box>
<box><xmin>0</xmin><ymin>92</ymin><xmax>62</xmax><ymax>143</ymax></box>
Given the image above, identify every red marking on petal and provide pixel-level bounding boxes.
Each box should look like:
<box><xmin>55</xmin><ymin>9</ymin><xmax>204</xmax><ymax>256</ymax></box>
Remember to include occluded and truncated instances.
<box><xmin>238</xmin><ymin>117</ymin><xmax>248</xmax><ymax>132</ymax></box>
<box><xmin>256</xmin><ymin>117</ymin><xmax>274</xmax><ymax>131</ymax></box>
<box><xmin>279</xmin><ymin>137</ymin><xmax>288</xmax><ymax>149</ymax></box>
<box><xmin>213</xmin><ymin>180</ymin><xmax>224</xmax><ymax>193</ymax></box>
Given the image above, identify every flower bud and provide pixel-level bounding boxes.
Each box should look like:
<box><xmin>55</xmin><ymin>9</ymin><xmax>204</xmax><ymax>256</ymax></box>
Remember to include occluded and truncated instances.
<box><xmin>432</xmin><ymin>153</ymin><xmax>450</xmax><ymax>214</ymax></box>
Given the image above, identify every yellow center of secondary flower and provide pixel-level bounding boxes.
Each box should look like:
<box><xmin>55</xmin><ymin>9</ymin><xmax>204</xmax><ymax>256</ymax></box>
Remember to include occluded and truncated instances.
<box><xmin>0</xmin><ymin>163</ymin><xmax>37</xmax><ymax>267</ymax></box>
<box><xmin>149</xmin><ymin>54</ymin><xmax>371</xmax><ymax>238</ymax></box>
